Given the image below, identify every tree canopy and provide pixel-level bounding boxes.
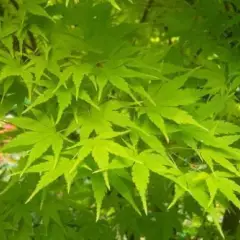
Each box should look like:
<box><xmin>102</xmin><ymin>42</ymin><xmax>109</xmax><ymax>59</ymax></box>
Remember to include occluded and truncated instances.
<box><xmin>1</xmin><ymin>0</ymin><xmax>240</xmax><ymax>239</ymax></box>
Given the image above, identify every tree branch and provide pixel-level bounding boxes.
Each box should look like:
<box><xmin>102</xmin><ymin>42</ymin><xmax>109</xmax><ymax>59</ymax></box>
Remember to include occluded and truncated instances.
<box><xmin>140</xmin><ymin>0</ymin><xmax>154</xmax><ymax>23</ymax></box>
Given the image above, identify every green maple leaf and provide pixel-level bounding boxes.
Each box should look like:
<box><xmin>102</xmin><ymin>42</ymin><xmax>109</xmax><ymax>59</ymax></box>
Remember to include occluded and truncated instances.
<box><xmin>217</xmin><ymin>135</ymin><xmax>240</xmax><ymax>146</ymax></box>
<box><xmin>70</xmin><ymin>141</ymin><xmax>93</xmax><ymax>173</ymax></box>
<box><xmin>79</xmin><ymin>90</ymin><xmax>100</xmax><ymax>110</ymax></box>
<box><xmin>207</xmin><ymin>206</ymin><xmax>224</xmax><ymax>238</ymax></box>
<box><xmin>131</xmin><ymin>84</ymin><xmax>156</xmax><ymax>106</ymax></box>
<box><xmin>139</xmin><ymin>151</ymin><xmax>178</xmax><ymax>174</ymax></box>
<box><xmin>218</xmin><ymin>177</ymin><xmax>240</xmax><ymax>209</ymax></box>
<box><xmin>92</xmin><ymin>144</ymin><xmax>110</xmax><ymax>189</ymax></box>
<box><xmin>26</xmin><ymin>157</ymin><xmax>72</xmax><ymax>203</ymax></box>
<box><xmin>73</xmin><ymin>64</ymin><xmax>92</xmax><ymax>98</ymax></box>
<box><xmin>192</xmin><ymin>68</ymin><xmax>226</xmax><ymax>93</ymax></box>
<box><xmin>168</xmin><ymin>184</ymin><xmax>185</xmax><ymax>209</ymax></box>
<box><xmin>72</xmin><ymin>100</ymin><xmax>144</xmax><ymax>140</ymax></box>
<box><xmin>91</xmin><ymin>173</ymin><xmax>107</xmax><ymax>221</ymax></box>
<box><xmin>159</xmin><ymin>107</ymin><xmax>206</xmax><ymax>130</ymax></box>
<box><xmin>203</xmin><ymin>120</ymin><xmax>240</xmax><ymax>135</ymax></box>
<box><xmin>3</xmin><ymin>115</ymin><xmax>64</xmax><ymax>171</ymax></box>
<box><xmin>200</xmin><ymin>148</ymin><xmax>239</xmax><ymax>175</ymax></box>
<box><xmin>108</xmin><ymin>76</ymin><xmax>139</xmax><ymax>103</ymax></box>
<box><xmin>206</xmin><ymin>175</ymin><xmax>218</xmax><ymax>207</ymax></box>
<box><xmin>187</xmin><ymin>175</ymin><xmax>210</xmax><ymax>209</ymax></box>
<box><xmin>96</xmin><ymin>73</ymin><xmax>108</xmax><ymax>101</ymax></box>
<box><xmin>147</xmin><ymin>111</ymin><xmax>169</xmax><ymax>142</ymax></box>
<box><xmin>23</xmin><ymin>88</ymin><xmax>56</xmax><ymax>113</ymax></box>
<box><xmin>42</xmin><ymin>200</ymin><xmax>64</xmax><ymax>228</ymax></box>
<box><xmin>132</xmin><ymin>163</ymin><xmax>149</xmax><ymax>214</ymax></box>
<box><xmin>110</xmin><ymin>173</ymin><xmax>140</xmax><ymax>214</ymax></box>
<box><xmin>56</xmin><ymin>88</ymin><xmax>72</xmax><ymax>123</ymax></box>
<box><xmin>70</xmin><ymin>137</ymin><xmax>139</xmax><ymax>176</ymax></box>
<box><xmin>23</xmin><ymin>2</ymin><xmax>52</xmax><ymax>20</ymax></box>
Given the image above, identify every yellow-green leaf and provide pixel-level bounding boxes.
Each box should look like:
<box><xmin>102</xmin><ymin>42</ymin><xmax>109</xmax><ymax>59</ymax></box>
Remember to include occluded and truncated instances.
<box><xmin>132</xmin><ymin>163</ymin><xmax>149</xmax><ymax>214</ymax></box>
<box><xmin>92</xmin><ymin>173</ymin><xmax>107</xmax><ymax>221</ymax></box>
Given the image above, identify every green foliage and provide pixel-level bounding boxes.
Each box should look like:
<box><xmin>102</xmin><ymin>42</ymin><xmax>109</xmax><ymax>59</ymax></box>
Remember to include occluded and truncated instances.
<box><xmin>1</xmin><ymin>0</ymin><xmax>240</xmax><ymax>239</ymax></box>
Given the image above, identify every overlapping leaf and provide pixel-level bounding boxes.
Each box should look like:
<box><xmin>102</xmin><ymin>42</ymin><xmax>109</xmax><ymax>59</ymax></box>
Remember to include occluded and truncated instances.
<box><xmin>3</xmin><ymin>115</ymin><xmax>64</xmax><ymax>171</ymax></box>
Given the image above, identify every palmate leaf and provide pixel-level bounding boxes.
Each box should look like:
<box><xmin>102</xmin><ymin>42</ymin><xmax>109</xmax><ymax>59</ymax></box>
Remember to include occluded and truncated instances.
<box><xmin>97</xmin><ymin>130</ymin><xmax>130</xmax><ymax>140</ymax></box>
<box><xmin>183</xmin><ymin>126</ymin><xmax>227</xmax><ymax>149</ymax></box>
<box><xmin>26</xmin><ymin>137</ymin><xmax>53</xmax><ymax>171</ymax></box>
<box><xmin>132</xmin><ymin>163</ymin><xmax>149</xmax><ymax>214</ymax></box>
<box><xmin>96</xmin><ymin>74</ymin><xmax>108</xmax><ymax>101</ymax></box>
<box><xmin>139</xmin><ymin>151</ymin><xmax>178</xmax><ymax>174</ymax></box>
<box><xmin>177</xmin><ymin>172</ymin><xmax>210</xmax><ymax>210</ymax></box>
<box><xmin>153</xmin><ymin>70</ymin><xmax>195</xmax><ymax>95</ymax></box>
<box><xmin>78</xmin><ymin>114</ymin><xmax>113</xmax><ymax>140</ymax></box>
<box><xmin>196</xmin><ymin>94</ymin><xmax>225</xmax><ymax>120</ymax></box>
<box><xmin>23</xmin><ymin>88</ymin><xmax>55</xmax><ymax>113</ymax></box>
<box><xmin>17</xmin><ymin>161</ymin><xmax>52</xmax><ymax>174</ymax></box>
<box><xmin>108</xmin><ymin>157</ymin><xmax>133</xmax><ymax>170</ymax></box>
<box><xmin>70</xmin><ymin>142</ymin><xmax>93</xmax><ymax>173</ymax></box>
<box><xmin>203</xmin><ymin>120</ymin><xmax>240</xmax><ymax>135</ymax></box>
<box><xmin>92</xmin><ymin>144</ymin><xmax>110</xmax><ymax>189</ymax></box>
<box><xmin>206</xmin><ymin>175</ymin><xmax>218</xmax><ymax>207</ymax></box>
<box><xmin>105</xmin><ymin>140</ymin><xmax>134</xmax><ymax>160</ymax></box>
<box><xmin>104</xmin><ymin>107</ymin><xmax>144</xmax><ymax>134</ymax></box>
<box><xmin>79</xmin><ymin>90</ymin><xmax>100</xmax><ymax>110</ymax></box>
<box><xmin>200</xmin><ymin>148</ymin><xmax>239</xmax><ymax>175</ymax></box>
<box><xmin>102</xmin><ymin>64</ymin><xmax>157</xmax><ymax>104</ymax></box>
<box><xmin>23</xmin><ymin>2</ymin><xmax>52</xmax><ymax>20</ymax></box>
<box><xmin>231</xmin><ymin>75</ymin><xmax>240</xmax><ymax>90</ymax></box>
<box><xmin>116</xmin><ymin>65</ymin><xmax>159</xmax><ymax>80</ymax></box>
<box><xmin>110</xmin><ymin>173</ymin><xmax>140</xmax><ymax>214</ymax></box>
<box><xmin>70</xmin><ymin>138</ymin><xmax>140</xmax><ymax>180</ymax></box>
<box><xmin>2</xmin><ymin>132</ymin><xmax>43</xmax><ymax>151</ymax></box>
<box><xmin>185</xmin><ymin>173</ymin><xmax>240</xmax><ymax>236</ymax></box>
<box><xmin>131</xmin><ymin>84</ymin><xmax>156</xmax><ymax>106</ymax></box>
<box><xmin>140</xmin><ymin>133</ymin><xmax>166</xmax><ymax>156</ymax></box>
<box><xmin>91</xmin><ymin>173</ymin><xmax>107</xmax><ymax>221</ymax></box>
<box><xmin>26</xmin><ymin>157</ymin><xmax>72</xmax><ymax>203</ymax></box>
<box><xmin>0</xmin><ymin>63</ymin><xmax>21</xmax><ymax>82</ymax></box>
<box><xmin>9</xmin><ymin>117</ymin><xmax>48</xmax><ymax>132</ymax></box>
<box><xmin>28</xmin><ymin>55</ymin><xmax>47</xmax><ymax>83</ymax></box>
<box><xmin>21</xmin><ymin>71</ymin><xmax>33</xmax><ymax>101</ymax></box>
<box><xmin>64</xmin><ymin>169</ymin><xmax>77</xmax><ymax>194</ymax></box>
<box><xmin>189</xmin><ymin>183</ymin><xmax>210</xmax><ymax>209</ymax></box>
<box><xmin>1</xmin><ymin>77</ymin><xmax>14</xmax><ymax>103</ymax></box>
<box><xmin>56</xmin><ymin>88</ymin><xmax>72</xmax><ymax>123</ymax></box>
<box><xmin>159</xmin><ymin>107</ymin><xmax>206</xmax><ymax>130</ymax></box>
<box><xmin>168</xmin><ymin>184</ymin><xmax>185</xmax><ymax>209</ymax></box>
<box><xmin>0</xmin><ymin>62</ymin><xmax>34</xmax><ymax>100</ymax></box>
<box><xmin>108</xmin><ymin>76</ymin><xmax>139</xmax><ymax>103</ymax></box>
<box><xmin>41</xmin><ymin>201</ymin><xmax>64</xmax><ymax>232</ymax></box>
<box><xmin>155</xmin><ymin>88</ymin><xmax>203</xmax><ymax>107</ymax></box>
<box><xmin>207</xmin><ymin>206</ymin><xmax>224</xmax><ymax>238</ymax></box>
<box><xmin>73</xmin><ymin>100</ymin><xmax>144</xmax><ymax>140</ymax></box>
<box><xmin>192</xmin><ymin>68</ymin><xmax>226</xmax><ymax>93</ymax></box>
<box><xmin>199</xmin><ymin>149</ymin><xmax>214</xmax><ymax>171</ymax></box>
<box><xmin>218</xmin><ymin>177</ymin><xmax>240</xmax><ymax>209</ymax></box>
<box><xmin>3</xmin><ymin>115</ymin><xmax>64</xmax><ymax>171</ymax></box>
<box><xmin>52</xmin><ymin>133</ymin><xmax>64</xmax><ymax>168</ymax></box>
<box><xmin>217</xmin><ymin>135</ymin><xmax>240</xmax><ymax>146</ymax></box>
<box><xmin>72</xmin><ymin>64</ymin><xmax>92</xmax><ymax>98</ymax></box>
<box><xmin>147</xmin><ymin>111</ymin><xmax>169</xmax><ymax>142</ymax></box>
<box><xmin>24</xmin><ymin>132</ymin><xmax>63</xmax><ymax>172</ymax></box>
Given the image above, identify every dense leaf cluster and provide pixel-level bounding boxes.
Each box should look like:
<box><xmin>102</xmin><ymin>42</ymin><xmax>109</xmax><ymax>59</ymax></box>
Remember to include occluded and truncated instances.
<box><xmin>1</xmin><ymin>0</ymin><xmax>240</xmax><ymax>239</ymax></box>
